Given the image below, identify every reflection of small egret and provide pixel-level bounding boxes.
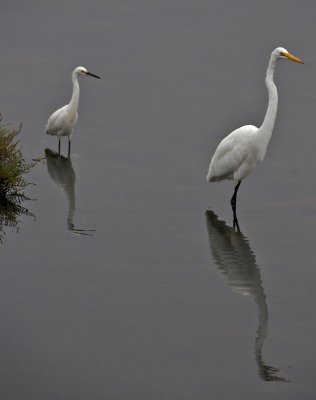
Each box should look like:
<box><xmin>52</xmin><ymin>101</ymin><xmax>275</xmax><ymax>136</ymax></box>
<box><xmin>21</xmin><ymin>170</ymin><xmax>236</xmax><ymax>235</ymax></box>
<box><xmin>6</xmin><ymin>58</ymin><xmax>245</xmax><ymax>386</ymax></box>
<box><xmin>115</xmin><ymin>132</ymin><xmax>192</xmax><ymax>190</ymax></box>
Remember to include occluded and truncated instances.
<box><xmin>45</xmin><ymin>148</ymin><xmax>94</xmax><ymax>235</ymax></box>
<box><xmin>206</xmin><ymin>48</ymin><xmax>304</xmax><ymax>220</ymax></box>
<box><xmin>205</xmin><ymin>209</ymin><xmax>287</xmax><ymax>382</ymax></box>
<box><xmin>46</xmin><ymin>66</ymin><xmax>101</xmax><ymax>156</ymax></box>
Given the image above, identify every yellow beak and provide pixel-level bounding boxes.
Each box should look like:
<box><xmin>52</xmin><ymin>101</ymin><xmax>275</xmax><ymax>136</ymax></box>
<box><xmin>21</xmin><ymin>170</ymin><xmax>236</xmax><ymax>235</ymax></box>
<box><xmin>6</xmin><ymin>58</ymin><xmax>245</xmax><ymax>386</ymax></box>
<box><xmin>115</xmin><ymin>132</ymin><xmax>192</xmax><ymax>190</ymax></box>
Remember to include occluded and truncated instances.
<box><xmin>283</xmin><ymin>52</ymin><xmax>304</xmax><ymax>64</ymax></box>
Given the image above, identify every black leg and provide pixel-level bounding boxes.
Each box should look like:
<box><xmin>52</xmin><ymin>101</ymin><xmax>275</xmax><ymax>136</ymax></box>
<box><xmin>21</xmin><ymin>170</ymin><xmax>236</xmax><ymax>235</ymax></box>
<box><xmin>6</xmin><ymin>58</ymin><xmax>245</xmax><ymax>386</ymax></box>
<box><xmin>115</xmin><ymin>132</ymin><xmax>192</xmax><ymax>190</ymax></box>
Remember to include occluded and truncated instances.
<box><xmin>68</xmin><ymin>138</ymin><xmax>71</xmax><ymax>158</ymax></box>
<box><xmin>230</xmin><ymin>181</ymin><xmax>241</xmax><ymax>211</ymax></box>
<box><xmin>58</xmin><ymin>139</ymin><xmax>61</xmax><ymax>155</ymax></box>
<box><xmin>231</xmin><ymin>181</ymin><xmax>241</xmax><ymax>232</ymax></box>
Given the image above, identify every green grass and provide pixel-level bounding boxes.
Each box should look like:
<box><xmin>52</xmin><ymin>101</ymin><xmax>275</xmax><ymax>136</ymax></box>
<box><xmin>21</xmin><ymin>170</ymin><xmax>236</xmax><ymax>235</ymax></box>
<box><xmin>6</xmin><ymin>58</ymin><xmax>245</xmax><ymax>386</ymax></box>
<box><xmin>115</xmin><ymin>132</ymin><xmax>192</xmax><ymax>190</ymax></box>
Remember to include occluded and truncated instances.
<box><xmin>0</xmin><ymin>123</ymin><xmax>35</xmax><ymax>200</ymax></box>
<box><xmin>0</xmin><ymin>119</ymin><xmax>36</xmax><ymax>240</ymax></box>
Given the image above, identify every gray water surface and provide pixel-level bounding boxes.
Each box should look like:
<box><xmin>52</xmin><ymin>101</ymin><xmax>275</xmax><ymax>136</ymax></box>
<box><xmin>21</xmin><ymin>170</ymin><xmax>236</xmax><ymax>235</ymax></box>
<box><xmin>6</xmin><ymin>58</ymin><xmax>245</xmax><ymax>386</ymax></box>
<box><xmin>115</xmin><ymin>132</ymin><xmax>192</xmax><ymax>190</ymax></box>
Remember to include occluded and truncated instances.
<box><xmin>1</xmin><ymin>1</ymin><xmax>316</xmax><ymax>399</ymax></box>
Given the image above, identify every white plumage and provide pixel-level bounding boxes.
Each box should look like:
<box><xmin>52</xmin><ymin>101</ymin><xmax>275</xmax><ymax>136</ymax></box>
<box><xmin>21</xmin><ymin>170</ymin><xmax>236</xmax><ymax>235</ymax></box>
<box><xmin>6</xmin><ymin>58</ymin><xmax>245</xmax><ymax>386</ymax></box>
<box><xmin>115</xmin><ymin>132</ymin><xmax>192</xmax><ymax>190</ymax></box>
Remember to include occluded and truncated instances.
<box><xmin>206</xmin><ymin>47</ymin><xmax>304</xmax><ymax>213</ymax></box>
<box><xmin>46</xmin><ymin>66</ymin><xmax>100</xmax><ymax>155</ymax></box>
<box><xmin>207</xmin><ymin>124</ymin><xmax>259</xmax><ymax>183</ymax></box>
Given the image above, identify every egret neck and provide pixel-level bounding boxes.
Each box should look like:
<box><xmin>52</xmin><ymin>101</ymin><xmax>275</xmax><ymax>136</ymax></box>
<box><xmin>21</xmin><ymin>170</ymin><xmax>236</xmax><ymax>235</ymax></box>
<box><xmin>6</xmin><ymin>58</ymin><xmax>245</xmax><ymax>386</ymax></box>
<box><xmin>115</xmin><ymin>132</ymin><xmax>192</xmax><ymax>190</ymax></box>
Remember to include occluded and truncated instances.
<box><xmin>257</xmin><ymin>55</ymin><xmax>278</xmax><ymax>160</ymax></box>
<box><xmin>69</xmin><ymin>70</ymin><xmax>80</xmax><ymax>115</ymax></box>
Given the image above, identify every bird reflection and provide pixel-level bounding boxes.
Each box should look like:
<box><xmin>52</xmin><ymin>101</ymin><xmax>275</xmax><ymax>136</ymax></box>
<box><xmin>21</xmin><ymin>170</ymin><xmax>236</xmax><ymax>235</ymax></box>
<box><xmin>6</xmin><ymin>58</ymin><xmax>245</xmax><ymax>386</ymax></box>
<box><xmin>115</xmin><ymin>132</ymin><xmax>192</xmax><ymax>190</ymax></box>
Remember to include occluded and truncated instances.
<box><xmin>232</xmin><ymin>208</ymin><xmax>240</xmax><ymax>232</ymax></box>
<box><xmin>205</xmin><ymin>209</ymin><xmax>287</xmax><ymax>382</ymax></box>
<box><xmin>45</xmin><ymin>148</ymin><xmax>94</xmax><ymax>235</ymax></box>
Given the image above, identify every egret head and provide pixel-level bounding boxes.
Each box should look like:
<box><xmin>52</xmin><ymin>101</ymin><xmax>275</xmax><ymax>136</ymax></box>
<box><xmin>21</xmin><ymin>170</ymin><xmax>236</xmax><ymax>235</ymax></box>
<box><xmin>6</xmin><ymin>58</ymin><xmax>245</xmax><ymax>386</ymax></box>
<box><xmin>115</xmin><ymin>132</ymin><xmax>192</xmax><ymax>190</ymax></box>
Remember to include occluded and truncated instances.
<box><xmin>273</xmin><ymin>47</ymin><xmax>304</xmax><ymax>64</ymax></box>
<box><xmin>74</xmin><ymin>66</ymin><xmax>101</xmax><ymax>79</ymax></box>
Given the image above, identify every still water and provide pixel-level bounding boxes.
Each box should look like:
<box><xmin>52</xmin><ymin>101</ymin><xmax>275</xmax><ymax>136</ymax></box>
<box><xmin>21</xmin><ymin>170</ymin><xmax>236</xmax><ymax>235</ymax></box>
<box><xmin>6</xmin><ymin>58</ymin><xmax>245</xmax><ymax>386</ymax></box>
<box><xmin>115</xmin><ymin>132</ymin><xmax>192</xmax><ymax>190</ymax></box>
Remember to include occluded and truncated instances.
<box><xmin>1</xmin><ymin>1</ymin><xmax>316</xmax><ymax>399</ymax></box>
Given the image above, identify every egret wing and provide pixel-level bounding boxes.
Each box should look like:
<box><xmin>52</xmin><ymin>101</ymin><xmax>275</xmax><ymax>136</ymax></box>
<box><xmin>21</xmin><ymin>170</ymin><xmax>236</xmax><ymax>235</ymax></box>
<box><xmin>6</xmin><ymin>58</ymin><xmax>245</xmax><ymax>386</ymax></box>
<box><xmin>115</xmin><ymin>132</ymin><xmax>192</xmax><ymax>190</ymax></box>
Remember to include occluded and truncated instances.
<box><xmin>46</xmin><ymin>106</ymin><xmax>68</xmax><ymax>135</ymax></box>
<box><xmin>207</xmin><ymin>125</ymin><xmax>258</xmax><ymax>182</ymax></box>
<box><xmin>46</xmin><ymin>105</ymin><xmax>77</xmax><ymax>136</ymax></box>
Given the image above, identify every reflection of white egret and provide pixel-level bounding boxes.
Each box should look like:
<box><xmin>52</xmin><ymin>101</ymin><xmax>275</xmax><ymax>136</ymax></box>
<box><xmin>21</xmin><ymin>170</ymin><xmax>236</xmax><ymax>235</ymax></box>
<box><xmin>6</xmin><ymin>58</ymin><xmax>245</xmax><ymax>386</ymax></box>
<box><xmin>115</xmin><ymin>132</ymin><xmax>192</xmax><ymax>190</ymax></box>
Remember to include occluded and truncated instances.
<box><xmin>46</xmin><ymin>66</ymin><xmax>100</xmax><ymax>156</ymax></box>
<box><xmin>45</xmin><ymin>148</ymin><xmax>94</xmax><ymax>235</ymax></box>
<box><xmin>205</xmin><ymin>209</ymin><xmax>287</xmax><ymax>382</ymax></box>
<box><xmin>206</xmin><ymin>48</ymin><xmax>304</xmax><ymax>219</ymax></box>
<box><xmin>45</xmin><ymin>149</ymin><xmax>75</xmax><ymax>230</ymax></box>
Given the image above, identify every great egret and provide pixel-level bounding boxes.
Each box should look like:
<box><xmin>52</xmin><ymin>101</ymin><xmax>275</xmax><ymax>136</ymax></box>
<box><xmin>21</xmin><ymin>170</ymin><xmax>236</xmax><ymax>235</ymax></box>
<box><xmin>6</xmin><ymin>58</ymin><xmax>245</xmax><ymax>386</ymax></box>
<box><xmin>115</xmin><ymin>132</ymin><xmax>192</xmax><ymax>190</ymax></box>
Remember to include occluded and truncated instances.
<box><xmin>46</xmin><ymin>66</ymin><xmax>101</xmax><ymax>156</ymax></box>
<box><xmin>206</xmin><ymin>47</ymin><xmax>304</xmax><ymax>219</ymax></box>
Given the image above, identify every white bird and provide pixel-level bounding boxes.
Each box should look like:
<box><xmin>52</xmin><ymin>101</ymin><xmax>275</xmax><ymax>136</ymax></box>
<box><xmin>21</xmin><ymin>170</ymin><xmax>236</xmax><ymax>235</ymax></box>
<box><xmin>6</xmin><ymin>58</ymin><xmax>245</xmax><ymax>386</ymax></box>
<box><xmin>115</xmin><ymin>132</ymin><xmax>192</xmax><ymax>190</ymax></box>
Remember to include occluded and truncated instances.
<box><xmin>206</xmin><ymin>47</ymin><xmax>304</xmax><ymax>216</ymax></box>
<box><xmin>46</xmin><ymin>66</ymin><xmax>101</xmax><ymax>156</ymax></box>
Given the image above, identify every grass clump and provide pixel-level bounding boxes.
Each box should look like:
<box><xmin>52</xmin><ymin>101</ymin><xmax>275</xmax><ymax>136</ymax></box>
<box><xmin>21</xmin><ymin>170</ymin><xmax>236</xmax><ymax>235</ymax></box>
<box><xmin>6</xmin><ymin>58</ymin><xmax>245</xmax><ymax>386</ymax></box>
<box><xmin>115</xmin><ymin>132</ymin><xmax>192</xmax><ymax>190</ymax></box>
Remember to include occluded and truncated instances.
<box><xmin>0</xmin><ymin>122</ymin><xmax>34</xmax><ymax>201</ymax></box>
<box><xmin>0</xmin><ymin>119</ymin><xmax>35</xmax><ymax>240</ymax></box>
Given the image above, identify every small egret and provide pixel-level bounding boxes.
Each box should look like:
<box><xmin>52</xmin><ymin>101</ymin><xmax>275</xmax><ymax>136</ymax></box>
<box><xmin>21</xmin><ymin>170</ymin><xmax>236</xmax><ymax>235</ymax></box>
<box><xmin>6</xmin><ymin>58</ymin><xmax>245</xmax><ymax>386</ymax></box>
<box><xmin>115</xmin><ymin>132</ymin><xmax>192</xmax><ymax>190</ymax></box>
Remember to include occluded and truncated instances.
<box><xmin>46</xmin><ymin>66</ymin><xmax>100</xmax><ymax>155</ymax></box>
<box><xmin>206</xmin><ymin>47</ymin><xmax>304</xmax><ymax>220</ymax></box>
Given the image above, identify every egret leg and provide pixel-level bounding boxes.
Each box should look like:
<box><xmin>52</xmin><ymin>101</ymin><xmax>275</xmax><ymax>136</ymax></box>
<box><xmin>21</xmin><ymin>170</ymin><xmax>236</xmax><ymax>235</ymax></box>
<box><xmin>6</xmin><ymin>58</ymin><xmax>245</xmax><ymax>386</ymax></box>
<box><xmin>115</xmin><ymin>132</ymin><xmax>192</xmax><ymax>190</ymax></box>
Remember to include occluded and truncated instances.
<box><xmin>68</xmin><ymin>138</ymin><xmax>71</xmax><ymax>158</ymax></box>
<box><xmin>231</xmin><ymin>181</ymin><xmax>241</xmax><ymax>232</ymax></box>
<box><xmin>230</xmin><ymin>181</ymin><xmax>241</xmax><ymax>210</ymax></box>
<box><xmin>58</xmin><ymin>139</ymin><xmax>61</xmax><ymax>155</ymax></box>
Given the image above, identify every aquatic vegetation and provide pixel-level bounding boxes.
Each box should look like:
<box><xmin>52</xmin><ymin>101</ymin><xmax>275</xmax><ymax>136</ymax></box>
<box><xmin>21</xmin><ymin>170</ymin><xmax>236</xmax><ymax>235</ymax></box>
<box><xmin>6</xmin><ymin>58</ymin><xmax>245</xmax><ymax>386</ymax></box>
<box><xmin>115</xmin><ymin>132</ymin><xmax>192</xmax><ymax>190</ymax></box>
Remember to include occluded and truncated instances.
<box><xmin>0</xmin><ymin>196</ymin><xmax>34</xmax><ymax>242</ymax></box>
<box><xmin>0</xmin><ymin>119</ymin><xmax>36</xmax><ymax>241</ymax></box>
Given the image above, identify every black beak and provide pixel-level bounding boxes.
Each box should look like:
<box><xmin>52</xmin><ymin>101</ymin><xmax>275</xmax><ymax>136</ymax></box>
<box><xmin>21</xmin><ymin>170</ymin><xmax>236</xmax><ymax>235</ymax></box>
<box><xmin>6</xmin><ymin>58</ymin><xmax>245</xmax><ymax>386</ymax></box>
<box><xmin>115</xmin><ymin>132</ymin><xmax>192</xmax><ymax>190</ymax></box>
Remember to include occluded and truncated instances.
<box><xmin>86</xmin><ymin>71</ymin><xmax>101</xmax><ymax>79</ymax></box>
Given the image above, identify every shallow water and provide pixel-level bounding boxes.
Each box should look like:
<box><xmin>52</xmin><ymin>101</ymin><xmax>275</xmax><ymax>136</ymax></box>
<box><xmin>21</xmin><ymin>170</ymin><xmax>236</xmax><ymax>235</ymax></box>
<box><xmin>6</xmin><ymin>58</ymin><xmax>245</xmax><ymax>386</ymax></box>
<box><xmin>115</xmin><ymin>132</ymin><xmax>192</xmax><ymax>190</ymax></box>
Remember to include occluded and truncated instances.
<box><xmin>1</xmin><ymin>1</ymin><xmax>316</xmax><ymax>399</ymax></box>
